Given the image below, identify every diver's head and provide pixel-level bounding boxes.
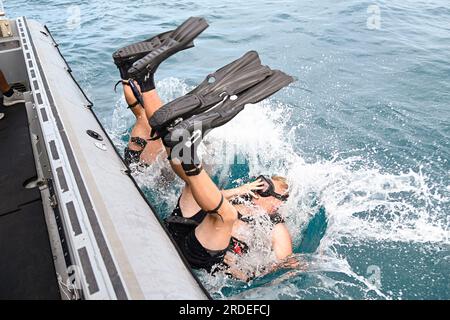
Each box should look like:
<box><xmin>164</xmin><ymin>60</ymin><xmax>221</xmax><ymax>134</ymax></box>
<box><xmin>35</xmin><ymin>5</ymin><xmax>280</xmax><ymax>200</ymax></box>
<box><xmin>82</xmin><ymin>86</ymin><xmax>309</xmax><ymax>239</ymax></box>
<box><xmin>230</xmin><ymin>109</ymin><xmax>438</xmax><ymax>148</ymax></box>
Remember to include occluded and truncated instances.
<box><xmin>251</xmin><ymin>175</ymin><xmax>289</xmax><ymax>214</ymax></box>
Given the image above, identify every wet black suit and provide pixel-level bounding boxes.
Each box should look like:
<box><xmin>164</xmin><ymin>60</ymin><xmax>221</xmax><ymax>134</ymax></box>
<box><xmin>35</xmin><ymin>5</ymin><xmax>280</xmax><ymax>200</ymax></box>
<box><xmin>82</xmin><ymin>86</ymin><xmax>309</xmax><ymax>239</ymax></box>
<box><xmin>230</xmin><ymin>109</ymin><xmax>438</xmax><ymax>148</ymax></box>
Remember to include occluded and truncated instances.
<box><xmin>165</xmin><ymin>196</ymin><xmax>284</xmax><ymax>272</ymax></box>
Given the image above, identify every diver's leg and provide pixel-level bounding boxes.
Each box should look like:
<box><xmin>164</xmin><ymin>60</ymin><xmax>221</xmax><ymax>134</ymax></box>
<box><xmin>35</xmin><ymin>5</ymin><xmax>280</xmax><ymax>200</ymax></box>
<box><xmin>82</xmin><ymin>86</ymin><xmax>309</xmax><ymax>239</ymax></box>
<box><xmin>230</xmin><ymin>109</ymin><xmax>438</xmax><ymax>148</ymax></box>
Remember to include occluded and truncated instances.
<box><xmin>167</xmin><ymin>150</ymin><xmax>237</xmax><ymax>245</ymax></box>
<box><xmin>122</xmin><ymin>84</ymin><xmax>151</xmax><ymax>165</ymax></box>
<box><xmin>168</xmin><ymin>156</ymin><xmax>203</xmax><ymax>215</ymax></box>
<box><xmin>169</xmin><ymin>159</ymin><xmax>238</xmax><ymax>251</ymax></box>
<box><xmin>188</xmin><ymin>172</ymin><xmax>238</xmax><ymax>251</ymax></box>
<box><xmin>138</xmin><ymin>90</ymin><xmax>164</xmax><ymax>163</ymax></box>
<box><xmin>129</xmin><ymin>111</ymin><xmax>149</xmax><ymax>142</ymax></box>
<box><xmin>123</xmin><ymin>84</ymin><xmax>150</xmax><ymax>148</ymax></box>
<box><xmin>165</xmin><ymin>152</ymin><xmax>203</xmax><ymax>216</ymax></box>
<box><xmin>139</xmin><ymin>139</ymin><xmax>164</xmax><ymax>163</ymax></box>
<box><xmin>142</xmin><ymin>89</ymin><xmax>163</xmax><ymax>120</ymax></box>
<box><xmin>123</xmin><ymin>84</ymin><xmax>165</xmax><ymax>164</ymax></box>
<box><xmin>168</xmin><ymin>155</ymin><xmax>190</xmax><ymax>183</ymax></box>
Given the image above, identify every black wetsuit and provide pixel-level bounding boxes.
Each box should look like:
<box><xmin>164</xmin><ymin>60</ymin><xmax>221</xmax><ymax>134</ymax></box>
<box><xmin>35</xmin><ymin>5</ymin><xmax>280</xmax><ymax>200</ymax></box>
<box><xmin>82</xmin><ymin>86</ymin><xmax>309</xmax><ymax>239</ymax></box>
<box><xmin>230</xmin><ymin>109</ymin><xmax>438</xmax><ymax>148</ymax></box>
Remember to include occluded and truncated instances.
<box><xmin>165</xmin><ymin>196</ymin><xmax>284</xmax><ymax>272</ymax></box>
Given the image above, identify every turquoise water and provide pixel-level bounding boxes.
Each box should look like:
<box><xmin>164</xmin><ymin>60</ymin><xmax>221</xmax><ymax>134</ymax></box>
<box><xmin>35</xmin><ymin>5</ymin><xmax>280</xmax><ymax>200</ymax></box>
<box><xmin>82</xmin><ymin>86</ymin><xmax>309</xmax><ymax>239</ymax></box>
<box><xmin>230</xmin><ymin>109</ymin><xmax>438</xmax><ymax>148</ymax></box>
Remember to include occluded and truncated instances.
<box><xmin>6</xmin><ymin>0</ymin><xmax>449</xmax><ymax>299</ymax></box>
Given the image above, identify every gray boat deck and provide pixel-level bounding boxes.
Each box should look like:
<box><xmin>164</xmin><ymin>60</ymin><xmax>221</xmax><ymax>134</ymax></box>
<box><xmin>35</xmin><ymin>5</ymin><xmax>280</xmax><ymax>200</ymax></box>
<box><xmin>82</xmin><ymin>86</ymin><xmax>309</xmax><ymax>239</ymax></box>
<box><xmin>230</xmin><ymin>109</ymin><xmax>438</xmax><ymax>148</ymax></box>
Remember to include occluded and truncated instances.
<box><xmin>0</xmin><ymin>100</ymin><xmax>60</xmax><ymax>299</ymax></box>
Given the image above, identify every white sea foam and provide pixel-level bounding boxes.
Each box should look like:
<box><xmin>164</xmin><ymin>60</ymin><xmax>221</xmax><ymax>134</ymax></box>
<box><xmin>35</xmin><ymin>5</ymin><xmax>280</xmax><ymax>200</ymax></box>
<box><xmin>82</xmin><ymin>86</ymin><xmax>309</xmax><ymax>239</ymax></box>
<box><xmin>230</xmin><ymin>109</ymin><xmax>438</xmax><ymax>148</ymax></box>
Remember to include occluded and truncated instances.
<box><xmin>202</xmin><ymin>97</ymin><xmax>449</xmax><ymax>246</ymax></box>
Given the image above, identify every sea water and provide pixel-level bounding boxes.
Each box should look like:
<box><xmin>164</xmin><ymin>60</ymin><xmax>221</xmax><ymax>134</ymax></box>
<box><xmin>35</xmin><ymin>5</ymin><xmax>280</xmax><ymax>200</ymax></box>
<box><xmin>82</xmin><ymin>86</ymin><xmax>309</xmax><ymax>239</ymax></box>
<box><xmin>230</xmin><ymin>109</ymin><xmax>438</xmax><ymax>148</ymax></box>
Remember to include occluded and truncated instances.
<box><xmin>6</xmin><ymin>0</ymin><xmax>449</xmax><ymax>299</ymax></box>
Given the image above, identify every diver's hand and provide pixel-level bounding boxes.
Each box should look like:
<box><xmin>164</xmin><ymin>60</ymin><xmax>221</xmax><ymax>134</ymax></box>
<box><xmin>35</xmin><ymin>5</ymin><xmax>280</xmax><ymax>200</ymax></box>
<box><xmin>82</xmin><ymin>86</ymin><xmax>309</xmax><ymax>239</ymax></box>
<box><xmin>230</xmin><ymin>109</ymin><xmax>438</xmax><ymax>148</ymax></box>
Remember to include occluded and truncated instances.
<box><xmin>223</xmin><ymin>253</ymin><xmax>254</xmax><ymax>282</ymax></box>
<box><xmin>279</xmin><ymin>256</ymin><xmax>308</xmax><ymax>271</ymax></box>
<box><xmin>233</xmin><ymin>178</ymin><xmax>265</xmax><ymax>199</ymax></box>
<box><xmin>263</xmin><ymin>256</ymin><xmax>308</xmax><ymax>277</ymax></box>
<box><xmin>222</xmin><ymin>178</ymin><xmax>265</xmax><ymax>200</ymax></box>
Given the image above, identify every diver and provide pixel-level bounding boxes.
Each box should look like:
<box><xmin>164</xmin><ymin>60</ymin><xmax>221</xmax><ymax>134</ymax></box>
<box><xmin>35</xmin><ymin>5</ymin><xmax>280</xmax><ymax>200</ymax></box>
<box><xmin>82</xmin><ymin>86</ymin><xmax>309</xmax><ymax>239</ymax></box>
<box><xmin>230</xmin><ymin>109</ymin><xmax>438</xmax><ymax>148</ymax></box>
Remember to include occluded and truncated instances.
<box><xmin>113</xmin><ymin>18</ymin><xmax>297</xmax><ymax>280</ymax></box>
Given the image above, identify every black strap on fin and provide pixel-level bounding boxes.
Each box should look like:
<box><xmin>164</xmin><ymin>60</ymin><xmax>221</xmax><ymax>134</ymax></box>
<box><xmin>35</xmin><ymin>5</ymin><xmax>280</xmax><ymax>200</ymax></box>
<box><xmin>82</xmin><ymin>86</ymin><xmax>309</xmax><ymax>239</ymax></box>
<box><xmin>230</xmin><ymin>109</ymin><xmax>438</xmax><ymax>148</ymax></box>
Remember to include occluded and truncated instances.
<box><xmin>114</xmin><ymin>80</ymin><xmax>123</xmax><ymax>92</ymax></box>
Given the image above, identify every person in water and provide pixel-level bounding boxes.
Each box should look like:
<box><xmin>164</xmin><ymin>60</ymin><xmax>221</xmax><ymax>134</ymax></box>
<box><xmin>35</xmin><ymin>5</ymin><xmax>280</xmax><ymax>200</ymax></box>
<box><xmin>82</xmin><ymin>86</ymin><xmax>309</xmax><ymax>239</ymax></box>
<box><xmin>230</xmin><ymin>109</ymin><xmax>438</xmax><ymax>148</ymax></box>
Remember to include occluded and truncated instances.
<box><xmin>113</xmin><ymin>17</ymin><xmax>296</xmax><ymax>280</ymax></box>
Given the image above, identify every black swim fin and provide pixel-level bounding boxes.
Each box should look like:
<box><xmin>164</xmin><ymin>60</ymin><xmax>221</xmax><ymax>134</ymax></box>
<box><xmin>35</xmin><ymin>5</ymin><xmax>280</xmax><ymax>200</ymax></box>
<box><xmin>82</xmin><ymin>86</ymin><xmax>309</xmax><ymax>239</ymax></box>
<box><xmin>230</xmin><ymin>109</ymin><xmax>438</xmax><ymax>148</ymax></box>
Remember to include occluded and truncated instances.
<box><xmin>149</xmin><ymin>51</ymin><xmax>272</xmax><ymax>135</ymax></box>
<box><xmin>113</xmin><ymin>17</ymin><xmax>209</xmax><ymax>91</ymax></box>
<box><xmin>161</xmin><ymin>69</ymin><xmax>294</xmax><ymax>148</ymax></box>
<box><xmin>128</xmin><ymin>17</ymin><xmax>208</xmax><ymax>91</ymax></box>
<box><xmin>112</xmin><ymin>30</ymin><xmax>173</xmax><ymax>79</ymax></box>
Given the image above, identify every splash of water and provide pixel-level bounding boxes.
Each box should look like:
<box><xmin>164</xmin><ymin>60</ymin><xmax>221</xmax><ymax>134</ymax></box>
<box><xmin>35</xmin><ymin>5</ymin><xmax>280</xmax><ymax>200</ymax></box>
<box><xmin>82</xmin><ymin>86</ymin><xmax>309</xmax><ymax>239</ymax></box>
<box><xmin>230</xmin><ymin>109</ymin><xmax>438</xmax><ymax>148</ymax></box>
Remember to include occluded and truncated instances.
<box><xmin>107</xmin><ymin>77</ymin><xmax>450</xmax><ymax>299</ymax></box>
<box><xmin>203</xmin><ymin>97</ymin><xmax>449</xmax><ymax>245</ymax></box>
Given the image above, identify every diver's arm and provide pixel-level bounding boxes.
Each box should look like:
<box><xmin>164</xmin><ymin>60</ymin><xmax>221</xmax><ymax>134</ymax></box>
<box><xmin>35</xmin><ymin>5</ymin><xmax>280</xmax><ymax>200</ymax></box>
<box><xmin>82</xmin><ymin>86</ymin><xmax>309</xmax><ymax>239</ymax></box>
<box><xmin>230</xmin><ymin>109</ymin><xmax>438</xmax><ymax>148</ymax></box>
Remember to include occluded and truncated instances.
<box><xmin>238</xmin><ymin>224</ymin><xmax>296</xmax><ymax>281</ymax></box>
<box><xmin>223</xmin><ymin>253</ymin><xmax>254</xmax><ymax>282</ymax></box>
<box><xmin>263</xmin><ymin>255</ymin><xmax>306</xmax><ymax>278</ymax></box>
<box><xmin>254</xmin><ymin>224</ymin><xmax>299</xmax><ymax>276</ymax></box>
<box><xmin>259</xmin><ymin>226</ymin><xmax>303</xmax><ymax>277</ymax></box>
<box><xmin>272</xmin><ymin>223</ymin><xmax>293</xmax><ymax>260</ymax></box>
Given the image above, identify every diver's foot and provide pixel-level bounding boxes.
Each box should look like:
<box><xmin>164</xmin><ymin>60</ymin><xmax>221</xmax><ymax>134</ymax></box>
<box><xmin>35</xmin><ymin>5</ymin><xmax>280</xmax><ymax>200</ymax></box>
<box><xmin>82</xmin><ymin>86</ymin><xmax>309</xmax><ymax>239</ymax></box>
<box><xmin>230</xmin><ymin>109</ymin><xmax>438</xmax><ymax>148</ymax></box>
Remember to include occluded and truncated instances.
<box><xmin>113</xmin><ymin>35</ymin><xmax>167</xmax><ymax>68</ymax></box>
<box><xmin>113</xmin><ymin>17</ymin><xmax>208</xmax><ymax>92</ymax></box>
<box><xmin>149</xmin><ymin>51</ymin><xmax>270</xmax><ymax>136</ymax></box>
<box><xmin>162</xmin><ymin>103</ymin><xmax>245</xmax><ymax>148</ymax></box>
<box><xmin>160</xmin><ymin>69</ymin><xmax>294</xmax><ymax>148</ymax></box>
<box><xmin>0</xmin><ymin>112</ymin><xmax>4</xmax><ymax>120</ymax></box>
<box><xmin>3</xmin><ymin>89</ymin><xmax>25</xmax><ymax>107</ymax></box>
<box><xmin>113</xmin><ymin>41</ymin><xmax>157</xmax><ymax>90</ymax></box>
